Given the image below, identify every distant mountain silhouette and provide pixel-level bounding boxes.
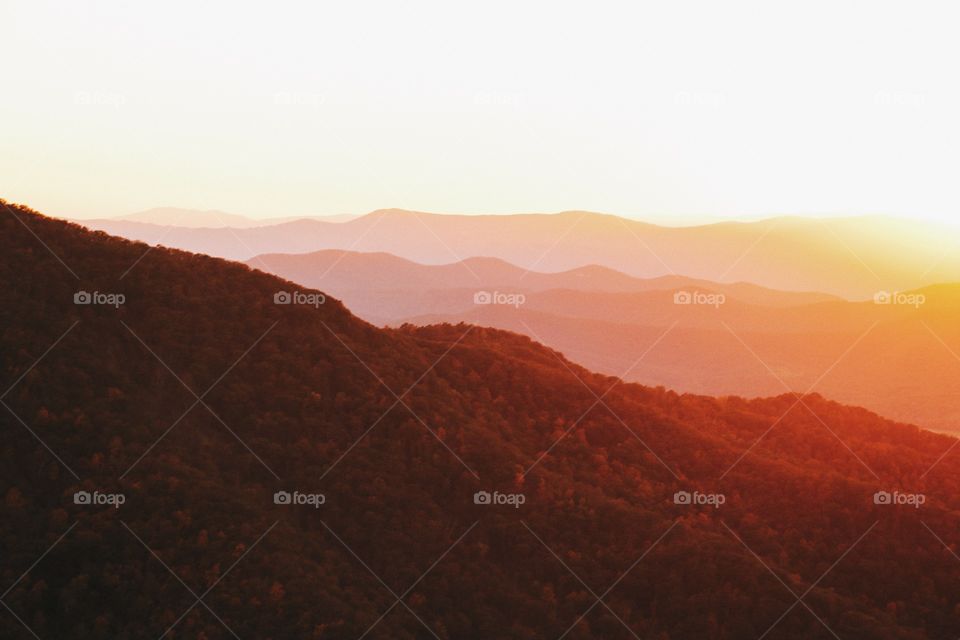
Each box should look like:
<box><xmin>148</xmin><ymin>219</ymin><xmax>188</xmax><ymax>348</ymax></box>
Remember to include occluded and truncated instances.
<box><xmin>5</xmin><ymin>200</ymin><xmax>960</xmax><ymax>638</ymax></box>
<box><xmin>116</xmin><ymin>207</ymin><xmax>262</xmax><ymax>228</ymax></box>
<box><xmin>246</xmin><ymin>249</ymin><xmax>839</xmax><ymax>321</ymax></box>
<box><xmin>249</xmin><ymin>250</ymin><xmax>960</xmax><ymax>433</ymax></box>
<box><xmin>87</xmin><ymin>207</ymin><xmax>359</xmax><ymax>229</ymax></box>
<box><xmin>75</xmin><ymin>209</ymin><xmax>960</xmax><ymax>298</ymax></box>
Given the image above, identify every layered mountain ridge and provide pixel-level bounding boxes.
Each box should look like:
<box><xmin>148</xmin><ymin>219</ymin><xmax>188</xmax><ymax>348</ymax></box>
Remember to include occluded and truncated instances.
<box><xmin>3</xmin><ymin>201</ymin><xmax>960</xmax><ymax>639</ymax></box>
<box><xmin>72</xmin><ymin>208</ymin><xmax>960</xmax><ymax>299</ymax></box>
<box><xmin>248</xmin><ymin>248</ymin><xmax>960</xmax><ymax>434</ymax></box>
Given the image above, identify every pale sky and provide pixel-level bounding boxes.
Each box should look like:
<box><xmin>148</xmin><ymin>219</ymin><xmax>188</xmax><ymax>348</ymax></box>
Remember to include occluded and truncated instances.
<box><xmin>2</xmin><ymin>0</ymin><xmax>960</xmax><ymax>225</ymax></box>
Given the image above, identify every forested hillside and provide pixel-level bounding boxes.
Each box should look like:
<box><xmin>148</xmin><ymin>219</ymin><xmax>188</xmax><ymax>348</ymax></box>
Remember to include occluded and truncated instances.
<box><xmin>3</xmin><ymin>201</ymin><xmax>960</xmax><ymax>639</ymax></box>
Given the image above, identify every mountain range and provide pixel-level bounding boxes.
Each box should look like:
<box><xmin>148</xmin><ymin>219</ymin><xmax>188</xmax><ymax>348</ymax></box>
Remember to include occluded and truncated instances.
<box><xmin>5</xmin><ymin>200</ymin><xmax>960</xmax><ymax>638</ymax></box>
<box><xmin>73</xmin><ymin>209</ymin><xmax>960</xmax><ymax>299</ymax></box>
<box><xmin>247</xmin><ymin>249</ymin><xmax>960</xmax><ymax>434</ymax></box>
<box><xmin>245</xmin><ymin>250</ymin><xmax>840</xmax><ymax>319</ymax></box>
<box><xmin>82</xmin><ymin>207</ymin><xmax>359</xmax><ymax>229</ymax></box>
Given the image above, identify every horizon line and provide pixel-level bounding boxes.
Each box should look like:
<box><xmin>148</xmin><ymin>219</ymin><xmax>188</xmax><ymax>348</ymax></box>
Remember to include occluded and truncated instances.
<box><xmin>57</xmin><ymin>206</ymin><xmax>933</xmax><ymax>229</ymax></box>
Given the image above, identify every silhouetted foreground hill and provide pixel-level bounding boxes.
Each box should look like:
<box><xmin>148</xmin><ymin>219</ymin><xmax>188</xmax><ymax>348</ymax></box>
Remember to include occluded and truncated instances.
<box><xmin>4</xmin><ymin>200</ymin><xmax>960</xmax><ymax>639</ymax></box>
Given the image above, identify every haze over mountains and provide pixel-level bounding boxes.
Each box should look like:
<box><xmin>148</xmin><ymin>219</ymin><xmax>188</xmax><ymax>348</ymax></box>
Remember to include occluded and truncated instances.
<box><xmin>247</xmin><ymin>250</ymin><xmax>841</xmax><ymax>319</ymax></box>
<box><xmin>74</xmin><ymin>208</ymin><xmax>960</xmax><ymax>299</ymax></box>
<box><xmin>69</xmin><ymin>207</ymin><xmax>960</xmax><ymax>432</ymax></box>
<box><xmin>7</xmin><ymin>200</ymin><xmax>960</xmax><ymax>638</ymax></box>
<box><xmin>87</xmin><ymin>207</ymin><xmax>359</xmax><ymax>229</ymax></box>
<box><xmin>248</xmin><ymin>249</ymin><xmax>960</xmax><ymax>434</ymax></box>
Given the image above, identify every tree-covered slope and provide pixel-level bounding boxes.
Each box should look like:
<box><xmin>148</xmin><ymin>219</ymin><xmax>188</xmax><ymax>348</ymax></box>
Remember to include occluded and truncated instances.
<box><xmin>2</xmin><ymin>201</ymin><xmax>960</xmax><ymax>639</ymax></box>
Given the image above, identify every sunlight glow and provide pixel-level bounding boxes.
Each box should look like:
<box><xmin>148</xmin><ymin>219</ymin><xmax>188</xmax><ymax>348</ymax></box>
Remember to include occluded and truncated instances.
<box><xmin>2</xmin><ymin>0</ymin><xmax>959</xmax><ymax>225</ymax></box>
